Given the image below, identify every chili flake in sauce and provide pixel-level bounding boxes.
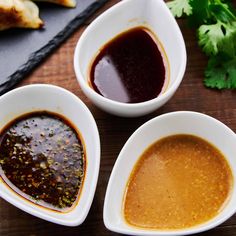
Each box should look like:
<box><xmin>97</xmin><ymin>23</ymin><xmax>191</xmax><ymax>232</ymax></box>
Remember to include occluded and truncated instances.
<box><xmin>0</xmin><ymin>111</ymin><xmax>85</xmax><ymax>211</ymax></box>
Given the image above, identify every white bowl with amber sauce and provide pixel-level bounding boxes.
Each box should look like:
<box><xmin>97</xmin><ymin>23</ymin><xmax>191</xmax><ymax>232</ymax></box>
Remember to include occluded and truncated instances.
<box><xmin>74</xmin><ymin>0</ymin><xmax>186</xmax><ymax>117</ymax></box>
<box><xmin>103</xmin><ymin>111</ymin><xmax>236</xmax><ymax>235</ymax></box>
<box><xmin>0</xmin><ymin>84</ymin><xmax>100</xmax><ymax>226</ymax></box>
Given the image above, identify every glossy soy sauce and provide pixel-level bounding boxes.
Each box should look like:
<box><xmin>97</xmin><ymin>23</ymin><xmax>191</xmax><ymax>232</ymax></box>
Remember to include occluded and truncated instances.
<box><xmin>90</xmin><ymin>27</ymin><xmax>167</xmax><ymax>103</ymax></box>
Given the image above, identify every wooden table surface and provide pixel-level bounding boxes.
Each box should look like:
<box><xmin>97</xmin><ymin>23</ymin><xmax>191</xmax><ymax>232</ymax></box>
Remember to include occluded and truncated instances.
<box><xmin>1</xmin><ymin>0</ymin><xmax>236</xmax><ymax>235</ymax></box>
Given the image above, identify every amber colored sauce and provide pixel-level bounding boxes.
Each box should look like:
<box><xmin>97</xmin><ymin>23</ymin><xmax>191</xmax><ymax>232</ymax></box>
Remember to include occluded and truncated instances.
<box><xmin>124</xmin><ymin>134</ymin><xmax>233</xmax><ymax>230</ymax></box>
<box><xmin>90</xmin><ymin>27</ymin><xmax>167</xmax><ymax>103</ymax></box>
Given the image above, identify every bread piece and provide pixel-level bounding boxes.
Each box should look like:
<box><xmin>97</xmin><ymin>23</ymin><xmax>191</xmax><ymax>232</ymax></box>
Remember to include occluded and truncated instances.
<box><xmin>0</xmin><ymin>0</ymin><xmax>43</xmax><ymax>31</ymax></box>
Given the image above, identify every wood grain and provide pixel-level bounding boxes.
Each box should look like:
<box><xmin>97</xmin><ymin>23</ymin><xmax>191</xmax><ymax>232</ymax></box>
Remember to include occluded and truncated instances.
<box><xmin>1</xmin><ymin>0</ymin><xmax>236</xmax><ymax>235</ymax></box>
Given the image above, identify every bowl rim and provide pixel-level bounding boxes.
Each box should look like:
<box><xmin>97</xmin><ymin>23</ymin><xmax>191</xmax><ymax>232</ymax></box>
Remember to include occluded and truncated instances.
<box><xmin>0</xmin><ymin>84</ymin><xmax>101</xmax><ymax>226</ymax></box>
<box><xmin>73</xmin><ymin>0</ymin><xmax>187</xmax><ymax>109</ymax></box>
<box><xmin>103</xmin><ymin>111</ymin><xmax>236</xmax><ymax>235</ymax></box>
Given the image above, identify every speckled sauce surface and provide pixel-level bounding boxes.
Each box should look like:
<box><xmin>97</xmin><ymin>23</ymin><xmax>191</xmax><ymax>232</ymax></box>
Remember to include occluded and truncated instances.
<box><xmin>124</xmin><ymin>134</ymin><xmax>233</xmax><ymax>230</ymax></box>
<box><xmin>0</xmin><ymin>111</ymin><xmax>85</xmax><ymax>211</ymax></box>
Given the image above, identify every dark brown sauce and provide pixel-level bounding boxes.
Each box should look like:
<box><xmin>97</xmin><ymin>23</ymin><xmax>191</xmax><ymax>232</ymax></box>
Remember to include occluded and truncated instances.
<box><xmin>90</xmin><ymin>27</ymin><xmax>167</xmax><ymax>103</ymax></box>
<box><xmin>0</xmin><ymin>111</ymin><xmax>85</xmax><ymax>211</ymax></box>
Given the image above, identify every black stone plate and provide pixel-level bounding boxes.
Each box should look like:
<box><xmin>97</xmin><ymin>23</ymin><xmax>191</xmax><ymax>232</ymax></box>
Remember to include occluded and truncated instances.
<box><xmin>0</xmin><ymin>0</ymin><xmax>109</xmax><ymax>95</ymax></box>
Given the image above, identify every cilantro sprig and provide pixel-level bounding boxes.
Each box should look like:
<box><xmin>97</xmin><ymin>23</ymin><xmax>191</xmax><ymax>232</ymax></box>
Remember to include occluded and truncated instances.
<box><xmin>167</xmin><ymin>0</ymin><xmax>236</xmax><ymax>89</ymax></box>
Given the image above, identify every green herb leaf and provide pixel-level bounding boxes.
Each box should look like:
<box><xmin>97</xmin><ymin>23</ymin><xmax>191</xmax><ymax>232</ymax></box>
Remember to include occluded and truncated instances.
<box><xmin>204</xmin><ymin>54</ymin><xmax>236</xmax><ymax>89</ymax></box>
<box><xmin>167</xmin><ymin>0</ymin><xmax>192</xmax><ymax>17</ymax></box>
<box><xmin>167</xmin><ymin>0</ymin><xmax>236</xmax><ymax>90</ymax></box>
<box><xmin>198</xmin><ymin>21</ymin><xmax>236</xmax><ymax>56</ymax></box>
<box><xmin>187</xmin><ymin>0</ymin><xmax>211</xmax><ymax>27</ymax></box>
<box><xmin>209</xmin><ymin>3</ymin><xmax>236</xmax><ymax>23</ymax></box>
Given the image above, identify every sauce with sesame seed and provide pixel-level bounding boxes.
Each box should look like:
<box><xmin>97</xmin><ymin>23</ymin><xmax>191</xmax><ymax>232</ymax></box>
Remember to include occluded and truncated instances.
<box><xmin>123</xmin><ymin>134</ymin><xmax>233</xmax><ymax>230</ymax></box>
<box><xmin>0</xmin><ymin>111</ymin><xmax>85</xmax><ymax>212</ymax></box>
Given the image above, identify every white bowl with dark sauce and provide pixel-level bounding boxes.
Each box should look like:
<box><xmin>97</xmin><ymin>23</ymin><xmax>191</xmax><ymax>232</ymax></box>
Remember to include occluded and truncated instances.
<box><xmin>0</xmin><ymin>84</ymin><xmax>100</xmax><ymax>226</ymax></box>
<box><xmin>74</xmin><ymin>0</ymin><xmax>186</xmax><ymax>117</ymax></box>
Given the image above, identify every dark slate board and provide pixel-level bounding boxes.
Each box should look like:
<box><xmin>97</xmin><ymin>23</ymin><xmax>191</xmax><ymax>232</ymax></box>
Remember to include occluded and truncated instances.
<box><xmin>0</xmin><ymin>0</ymin><xmax>109</xmax><ymax>95</ymax></box>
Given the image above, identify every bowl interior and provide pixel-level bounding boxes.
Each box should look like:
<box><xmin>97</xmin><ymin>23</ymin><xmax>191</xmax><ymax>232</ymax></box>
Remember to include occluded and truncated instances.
<box><xmin>0</xmin><ymin>85</ymin><xmax>100</xmax><ymax>226</ymax></box>
<box><xmin>76</xmin><ymin>0</ymin><xmax>186</xmax><ymax>92</ymax></box>
<box><xmin>103</xmin><ymin>111</ymin><xmax>236</xmax><ymax>235</ymax></box>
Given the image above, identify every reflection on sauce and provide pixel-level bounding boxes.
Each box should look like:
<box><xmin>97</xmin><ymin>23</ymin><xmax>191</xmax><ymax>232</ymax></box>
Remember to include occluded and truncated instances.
<box><xmin>0</xmin><ymin>111</ymin><xmax>85</xmax><ymax>211</ymax></box>
<box><xmin>124</xmin><ymin>134</ymin><xmax>233</xmax><ymax>230</ymax></box>
<box><xmin>90</xmin><ymin>27</ymin><xmax>167</xmax><ymax>103</ymax></box>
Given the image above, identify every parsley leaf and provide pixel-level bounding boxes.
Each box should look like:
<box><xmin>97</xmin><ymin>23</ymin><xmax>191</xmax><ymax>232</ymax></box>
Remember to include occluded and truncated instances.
<box><xmin>205</xmin><ymin>54</ymin><xmax>236</xmax><ymax>89</ymax></box>
<box><xmin>209</xmin><ymin>3</ymin><xmax>236</xmax><ymax>23</ymax></box>
<box><xmin>167</xmin><ymin>0</ymin><xmax>192</xmax><ymax>17</ymax></box>
<box><xmin>198</xmin><ymin>21</ymin><xmax>236</xmax><ymax>56</ymax></box>
<box><xmin>167</xmin><ymin>0</ymin><xmax>236</xmax><ymax>90</ymax></box>
<box><xmin>187</xmin><ymin>0</ymin><xmax>211</xmax><ymax>27</ymax></box>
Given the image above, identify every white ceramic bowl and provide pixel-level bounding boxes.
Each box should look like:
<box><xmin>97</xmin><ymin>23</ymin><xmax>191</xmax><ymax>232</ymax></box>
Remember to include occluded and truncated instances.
<box><xmin>74</xmin><ymin>0</ymin><xmax>186</xmax><ymax>117</ymax></box>
<box><xmin>0</xmin><ymin>84</ymin><xmax>100</xmax><ymax>226</ymax></box>
<box><xmin>104</xmin><ymin>111</ymin><xmax>236</xmax><ymax>235</ymax></box>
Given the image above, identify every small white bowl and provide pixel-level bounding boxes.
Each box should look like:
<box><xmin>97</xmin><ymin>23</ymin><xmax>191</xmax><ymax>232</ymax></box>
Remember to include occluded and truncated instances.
<box><xmin>0</xmin><ymin>84</ymin><xmax>100</xmax><ymax>226</ymax></box>
<box><xmin>103</xmin><ymin>111</ymin><xmax>236</xmax><ymax>235</ymax></box>
<box><xmin>74</xmin><ymin>0</ymin><xmax>186</xmax><ymax>117</ymax></box>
